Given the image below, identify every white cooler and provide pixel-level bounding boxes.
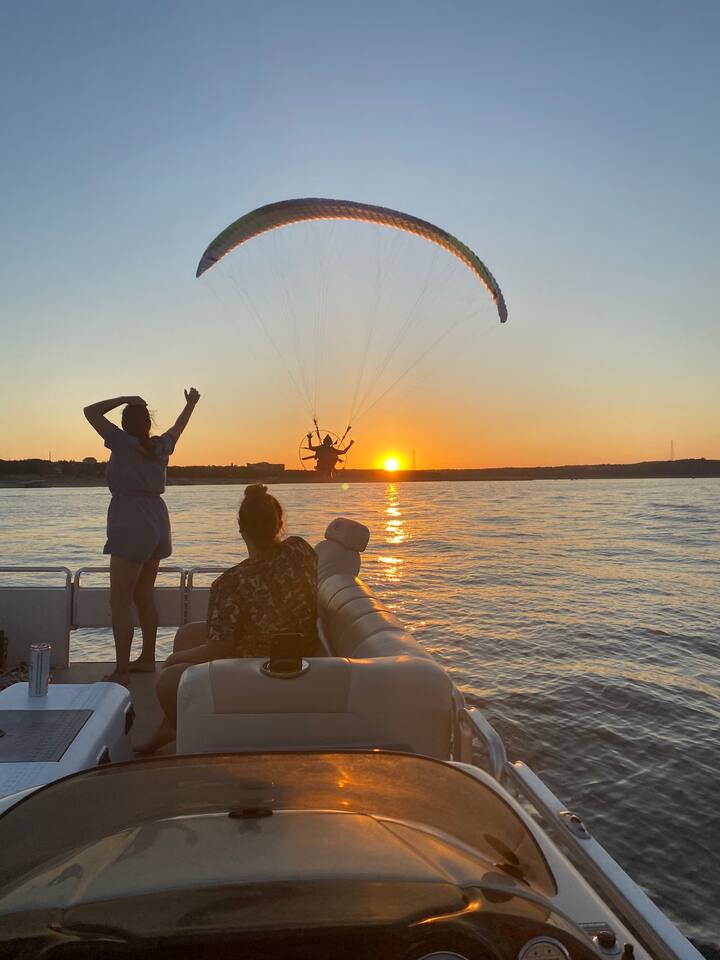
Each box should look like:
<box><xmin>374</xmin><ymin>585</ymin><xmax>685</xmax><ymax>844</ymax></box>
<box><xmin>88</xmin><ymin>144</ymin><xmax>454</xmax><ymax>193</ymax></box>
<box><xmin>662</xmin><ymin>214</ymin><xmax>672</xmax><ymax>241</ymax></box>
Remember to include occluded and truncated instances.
<box><xmin>0</xmin><ymin>682</ymin><xmax>134</xmax><ymax>800</ymax></box>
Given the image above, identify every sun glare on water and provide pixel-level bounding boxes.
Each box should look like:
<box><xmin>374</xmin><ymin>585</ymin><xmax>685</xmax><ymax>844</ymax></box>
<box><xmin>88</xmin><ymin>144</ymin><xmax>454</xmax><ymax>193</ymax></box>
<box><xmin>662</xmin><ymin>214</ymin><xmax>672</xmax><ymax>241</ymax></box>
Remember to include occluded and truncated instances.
<box><xmin>383</xmin><ymin>457</ymin><xmax>400</xmax><ymax>472</ymax></box>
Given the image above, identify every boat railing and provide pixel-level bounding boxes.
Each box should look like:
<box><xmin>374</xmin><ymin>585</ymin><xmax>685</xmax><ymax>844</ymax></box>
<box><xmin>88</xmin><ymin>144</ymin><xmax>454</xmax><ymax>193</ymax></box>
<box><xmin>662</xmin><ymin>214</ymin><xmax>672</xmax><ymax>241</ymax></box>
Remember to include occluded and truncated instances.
<box><xmin>73</xmin><ymin>566</ymin><xmax>187</xmax><ymax>629</ymax></box>
<box><xmin>0</xmin><ymin>567</ymin><xmax>74</xmax><ymax>668</ymax></box>
<box><xmin>457</xmin><ymin>705</ymin><xmax>508</xmax><ymax>778</ymax></box>
<box><xmin>0</xmin><ymin>567</ymin><xmax>73</xmax><ymax>587</ymax></box>
<box><xmin>0</xmin><ymin>566</ymin><xmax>231</xmax><ymax>667</ymax></box>
<box><xmin>459</xmin><ymin>705</ymin><xmax>704</xmax><ymax>960</ymax></box>
<box><xmin>185</xmin><ymin>568</ymin><xmax>226</xmax><ymax>624</ymax></box>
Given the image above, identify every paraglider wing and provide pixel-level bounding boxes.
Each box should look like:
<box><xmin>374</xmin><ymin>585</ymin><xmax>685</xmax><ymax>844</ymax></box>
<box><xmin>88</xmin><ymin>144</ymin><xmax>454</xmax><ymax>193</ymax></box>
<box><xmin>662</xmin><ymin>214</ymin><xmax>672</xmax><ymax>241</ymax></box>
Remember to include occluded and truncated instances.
<box><xmin>196</xmin><ymin>198</ymin><xmax>508</xmax><ymax>323</ymax></box>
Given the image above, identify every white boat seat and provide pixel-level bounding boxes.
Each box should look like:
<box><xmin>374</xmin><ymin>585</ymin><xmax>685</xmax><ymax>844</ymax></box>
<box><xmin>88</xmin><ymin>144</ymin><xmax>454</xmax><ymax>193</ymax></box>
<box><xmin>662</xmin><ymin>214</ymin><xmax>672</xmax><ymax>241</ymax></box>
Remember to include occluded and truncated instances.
<box><xmin>175</xmin><ymin>516</ymin><xmax>444</xmax><ymax>757</ymax></box>
<box><xmin>318</xmin><ymin>574</ymin><xmax>431</xmax><ymax>661</ymax></box>
<box><xmin>314</xmin><ymin>520</ymin><xmax>432</xmax><ymax>663</ymax></box>
<box><xmin>176</xmin><ymin>656</ymin><xmax>453</xmax><ymax>759</ymax></box>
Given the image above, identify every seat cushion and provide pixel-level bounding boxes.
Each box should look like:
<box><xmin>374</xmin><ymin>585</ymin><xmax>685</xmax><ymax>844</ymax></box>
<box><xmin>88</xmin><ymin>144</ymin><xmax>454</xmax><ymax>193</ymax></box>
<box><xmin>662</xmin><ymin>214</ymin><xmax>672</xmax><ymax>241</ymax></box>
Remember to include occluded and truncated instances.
<box><xmin>177</xmin><ymin>656</ymin><xmax>452</xmax><ymax>759</ymax></box>
<box><xmin>318</xmin><ymin>575</ymin><xmax>429</xmax><ymax>660</ymax></box>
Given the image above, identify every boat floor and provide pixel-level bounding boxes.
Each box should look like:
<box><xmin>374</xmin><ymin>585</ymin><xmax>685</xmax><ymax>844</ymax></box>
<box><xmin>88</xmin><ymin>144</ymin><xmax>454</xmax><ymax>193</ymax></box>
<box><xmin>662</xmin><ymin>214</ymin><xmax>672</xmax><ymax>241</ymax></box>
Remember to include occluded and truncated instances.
<box><xmin>52</xmin><ymin>662</ymin><xmax>175</xmax><ymax>756</ymax></box>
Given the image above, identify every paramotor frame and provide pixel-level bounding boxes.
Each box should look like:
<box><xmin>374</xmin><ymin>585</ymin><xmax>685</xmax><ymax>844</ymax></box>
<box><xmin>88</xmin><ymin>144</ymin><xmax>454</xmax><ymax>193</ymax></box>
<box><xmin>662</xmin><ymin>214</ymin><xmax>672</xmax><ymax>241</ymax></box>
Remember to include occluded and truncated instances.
<box><xmin>298</xmin><ymin>426</ymin><xmax>350</xmax><ymax>472</ymax></box>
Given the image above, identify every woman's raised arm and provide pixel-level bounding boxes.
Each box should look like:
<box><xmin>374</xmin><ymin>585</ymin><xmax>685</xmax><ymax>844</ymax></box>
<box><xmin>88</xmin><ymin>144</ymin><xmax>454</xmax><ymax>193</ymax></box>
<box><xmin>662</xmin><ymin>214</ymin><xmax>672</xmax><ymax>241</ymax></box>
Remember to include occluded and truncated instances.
<box><xmin>83</xmin><ymin>395</ymin><xmax>145</xmax><ymax>437</ymax></box>
<box><xmin>169</xmin><ymin>387</ymin><xmax>201</xmax><ymax>439</ymax></box>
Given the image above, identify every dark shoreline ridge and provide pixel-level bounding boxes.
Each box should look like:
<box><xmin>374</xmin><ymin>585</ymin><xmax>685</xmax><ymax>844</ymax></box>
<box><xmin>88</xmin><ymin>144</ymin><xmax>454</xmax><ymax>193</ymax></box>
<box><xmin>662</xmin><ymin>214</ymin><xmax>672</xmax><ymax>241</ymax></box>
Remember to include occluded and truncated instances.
<box><xmin>1</xmin><ymin>458</ymin><xmax>718</xmax><ymax>487</ymax></box>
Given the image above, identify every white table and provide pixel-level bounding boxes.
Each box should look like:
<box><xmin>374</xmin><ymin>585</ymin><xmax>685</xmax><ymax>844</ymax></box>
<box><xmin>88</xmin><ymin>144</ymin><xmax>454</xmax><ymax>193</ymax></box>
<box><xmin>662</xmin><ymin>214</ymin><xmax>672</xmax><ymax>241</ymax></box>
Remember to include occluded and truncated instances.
<box><xmin>0</xmin><ymin>682</ymin><xmax>133</xmax><ymax>800</ymax></box>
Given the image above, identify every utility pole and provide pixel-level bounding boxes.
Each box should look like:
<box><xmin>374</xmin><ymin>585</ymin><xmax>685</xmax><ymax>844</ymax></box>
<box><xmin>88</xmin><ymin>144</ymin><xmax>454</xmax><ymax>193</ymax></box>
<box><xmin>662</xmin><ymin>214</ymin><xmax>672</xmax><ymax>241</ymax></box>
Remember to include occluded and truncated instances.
<box><xmin>670</xmin><ymin>440</ymin><xmax>674</xmax><ymax>462</ymax></box>
<box><xmin>412</xmin><ymin>449</ymin><xmax>416</xmax><ymax>470</ymax></box>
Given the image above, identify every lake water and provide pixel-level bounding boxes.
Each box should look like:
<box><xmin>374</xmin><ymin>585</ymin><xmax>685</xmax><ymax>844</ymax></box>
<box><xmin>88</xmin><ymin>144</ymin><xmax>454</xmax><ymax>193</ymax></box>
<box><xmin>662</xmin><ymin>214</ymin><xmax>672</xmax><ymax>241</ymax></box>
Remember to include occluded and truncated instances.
<box><xmin>1</xmin><ymin>480</ymin><xmax>718</xmax><ymax>951</ymax></box>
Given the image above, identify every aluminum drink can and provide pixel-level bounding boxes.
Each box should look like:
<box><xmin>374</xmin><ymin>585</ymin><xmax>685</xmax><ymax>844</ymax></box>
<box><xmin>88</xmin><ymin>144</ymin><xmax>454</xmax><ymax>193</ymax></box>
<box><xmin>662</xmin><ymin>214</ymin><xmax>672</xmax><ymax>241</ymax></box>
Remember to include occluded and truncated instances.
<box><xmin>29</xmin><ymin>643</ymin><xmax>51</xmax><ymax>697</ymax></box>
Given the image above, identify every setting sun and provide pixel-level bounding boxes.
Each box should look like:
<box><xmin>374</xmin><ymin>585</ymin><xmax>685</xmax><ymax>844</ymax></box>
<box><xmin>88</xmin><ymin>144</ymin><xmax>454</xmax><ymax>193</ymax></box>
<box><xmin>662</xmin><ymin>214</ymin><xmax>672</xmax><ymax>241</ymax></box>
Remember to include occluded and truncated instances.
<box><xmin>383</xmin><ymin>457</ymin><xmax>400</xmax><ymax>472</ymax></box>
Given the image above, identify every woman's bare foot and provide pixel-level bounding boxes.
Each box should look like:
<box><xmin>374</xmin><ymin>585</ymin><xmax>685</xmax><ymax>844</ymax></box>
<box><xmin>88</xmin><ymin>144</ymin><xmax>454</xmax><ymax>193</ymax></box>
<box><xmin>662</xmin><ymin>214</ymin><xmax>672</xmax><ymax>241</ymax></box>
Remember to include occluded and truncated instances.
<box><xmin>128</xmin><ymin>658</ymin><xmax>156</xmax><ymax>673</ymax></box>
<box><xmin>103</xmin><ymin>671</ymin><xmax>130</xmax><ymax>687</ymax></box>
<box><xmin>134</xmin><ymin>719</ymin><xmax>175</xmax><ymax>756</ymax></box>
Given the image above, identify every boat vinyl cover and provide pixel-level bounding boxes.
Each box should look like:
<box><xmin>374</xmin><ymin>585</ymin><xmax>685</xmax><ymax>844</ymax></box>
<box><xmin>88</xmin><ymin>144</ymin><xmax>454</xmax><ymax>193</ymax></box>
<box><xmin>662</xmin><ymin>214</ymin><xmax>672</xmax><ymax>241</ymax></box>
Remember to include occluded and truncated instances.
<box><xmin>0</xmin><ymin>752</ymin><xmax>556</xmax><ymax>901</ymax></box>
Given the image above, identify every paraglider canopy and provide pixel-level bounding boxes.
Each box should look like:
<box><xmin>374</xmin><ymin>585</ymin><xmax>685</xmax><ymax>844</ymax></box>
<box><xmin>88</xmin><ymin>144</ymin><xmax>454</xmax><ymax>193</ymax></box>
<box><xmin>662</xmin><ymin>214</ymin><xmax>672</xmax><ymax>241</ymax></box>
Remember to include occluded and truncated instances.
<box><xmin>196</xmin><ymin>198</ymin><xmax>508</xmax><ymax>450</ymax></box>
<box><xmin>196</xmin><ymin>197</ymin><xmax>508</xmax><ymax>324</ymax></box>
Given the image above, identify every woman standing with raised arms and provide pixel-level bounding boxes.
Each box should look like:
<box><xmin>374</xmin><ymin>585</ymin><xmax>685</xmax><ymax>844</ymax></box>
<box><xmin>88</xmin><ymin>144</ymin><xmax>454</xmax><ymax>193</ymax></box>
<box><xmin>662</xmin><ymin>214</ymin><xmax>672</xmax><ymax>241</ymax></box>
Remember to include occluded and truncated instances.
<box><xmin>84</xmin><ymin>389</ymin><xmax>200</xmax><ymax>685</ymax></box>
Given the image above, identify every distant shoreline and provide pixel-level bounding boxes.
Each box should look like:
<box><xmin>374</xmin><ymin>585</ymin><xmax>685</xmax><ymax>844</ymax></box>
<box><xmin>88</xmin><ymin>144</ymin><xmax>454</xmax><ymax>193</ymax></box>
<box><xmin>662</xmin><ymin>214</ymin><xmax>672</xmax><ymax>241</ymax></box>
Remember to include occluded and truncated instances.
<box><xmin>1</xmin><ymin>458</ymin><xmax>718</xmax><ymax>488</ymax></box>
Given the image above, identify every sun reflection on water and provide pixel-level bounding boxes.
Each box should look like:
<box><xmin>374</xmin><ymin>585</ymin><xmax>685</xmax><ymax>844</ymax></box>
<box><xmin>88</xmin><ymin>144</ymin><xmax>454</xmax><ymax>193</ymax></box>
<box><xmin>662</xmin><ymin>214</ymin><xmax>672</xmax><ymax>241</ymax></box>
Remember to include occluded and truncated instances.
<box><xmin>377</xmin><ymin>555</ymin><xmax>403</xmax><ymax>582</ymax></box>
<box><xmin>378</xmin><ymin>483</ymin><xmax>408</xmax><ymax>583</ymax></box>
<box><xmin>384</xmin><ymin>484</ymin><xmax>407</xmax><ymax>545</ymax></box>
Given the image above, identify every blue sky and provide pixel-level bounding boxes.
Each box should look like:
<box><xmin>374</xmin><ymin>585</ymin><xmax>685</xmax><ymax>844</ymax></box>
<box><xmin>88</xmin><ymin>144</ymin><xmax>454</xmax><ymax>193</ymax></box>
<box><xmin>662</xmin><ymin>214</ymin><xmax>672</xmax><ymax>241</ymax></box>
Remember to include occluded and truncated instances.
<box><xmin>1</xmin><ymin>0</ymin><xmax>718</xmax><ymax>467</ymax></box>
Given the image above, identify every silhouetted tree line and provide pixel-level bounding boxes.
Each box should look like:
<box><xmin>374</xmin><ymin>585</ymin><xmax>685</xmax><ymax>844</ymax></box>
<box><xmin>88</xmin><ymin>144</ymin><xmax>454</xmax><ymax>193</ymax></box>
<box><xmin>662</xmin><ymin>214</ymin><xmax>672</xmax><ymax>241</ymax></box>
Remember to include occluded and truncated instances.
<box><xmin>371</xmin><ymin>459</ymin><xmax>719</xmax><ymax>481</ymax></box>
<box><xmin>0</xmin><ymin>460</ymin><xmax>290</xmax><ymax>481</ymax></box>
<box><xmin>1</xmin><ymin>458</ymin><xmax>717</xmax><ymax>483</ymax></box>
<box><xmin>168</xmin><ymin>464</ymin><xmax>291</xmax><ymax>479</ymax></box>
<box><xmin>0</xmin><ymin>459</ymin><xmax>105</xmax><ymax>478</ymax></box>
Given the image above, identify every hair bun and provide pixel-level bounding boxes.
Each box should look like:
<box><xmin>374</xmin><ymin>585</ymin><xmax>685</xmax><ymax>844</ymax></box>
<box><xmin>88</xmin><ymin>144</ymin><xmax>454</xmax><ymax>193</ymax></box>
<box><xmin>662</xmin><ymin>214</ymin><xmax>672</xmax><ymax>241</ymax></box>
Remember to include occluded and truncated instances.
<box><xmin>244</xmin><ymin>483</ymin><xmax>268</xmax><ymax>499</ymax></box>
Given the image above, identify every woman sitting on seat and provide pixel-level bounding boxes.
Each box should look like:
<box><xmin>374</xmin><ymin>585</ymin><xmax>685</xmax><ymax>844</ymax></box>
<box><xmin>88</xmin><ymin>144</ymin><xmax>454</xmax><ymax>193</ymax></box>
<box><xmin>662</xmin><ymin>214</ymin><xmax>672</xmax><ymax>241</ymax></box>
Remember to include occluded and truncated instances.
<box><xmin>136</xmin><ymin>484</ymin><xmax>317</xmax><ymax>754</ymax></box>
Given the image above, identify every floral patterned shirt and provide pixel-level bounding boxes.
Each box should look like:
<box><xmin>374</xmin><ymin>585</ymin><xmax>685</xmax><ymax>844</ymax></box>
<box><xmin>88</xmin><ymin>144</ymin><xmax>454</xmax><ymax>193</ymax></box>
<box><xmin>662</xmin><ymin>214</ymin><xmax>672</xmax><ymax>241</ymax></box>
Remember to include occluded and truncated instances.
<box><xmin>206</xmin><ymin>536</ymin><xmax>318</xmax><ymax>658</ymax></box>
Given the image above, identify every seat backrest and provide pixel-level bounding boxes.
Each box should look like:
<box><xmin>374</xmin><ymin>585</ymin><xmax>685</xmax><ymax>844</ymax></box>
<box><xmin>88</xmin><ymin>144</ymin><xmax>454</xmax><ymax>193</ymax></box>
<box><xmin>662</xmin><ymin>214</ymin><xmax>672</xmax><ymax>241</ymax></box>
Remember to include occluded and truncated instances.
<box><xmin>315</xmin><ymin>518</ymin><xmax>430</xmax><ymax>662</ymax></box>
<box><xmin>176</xmin><ymin>655</ymin><xmax>453</xmax><ymax>760</ymax></box>
<box><xmin>318</xmin><ymin>573</ymin><xmax>431</xmax><ymax>660</ymax></box>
